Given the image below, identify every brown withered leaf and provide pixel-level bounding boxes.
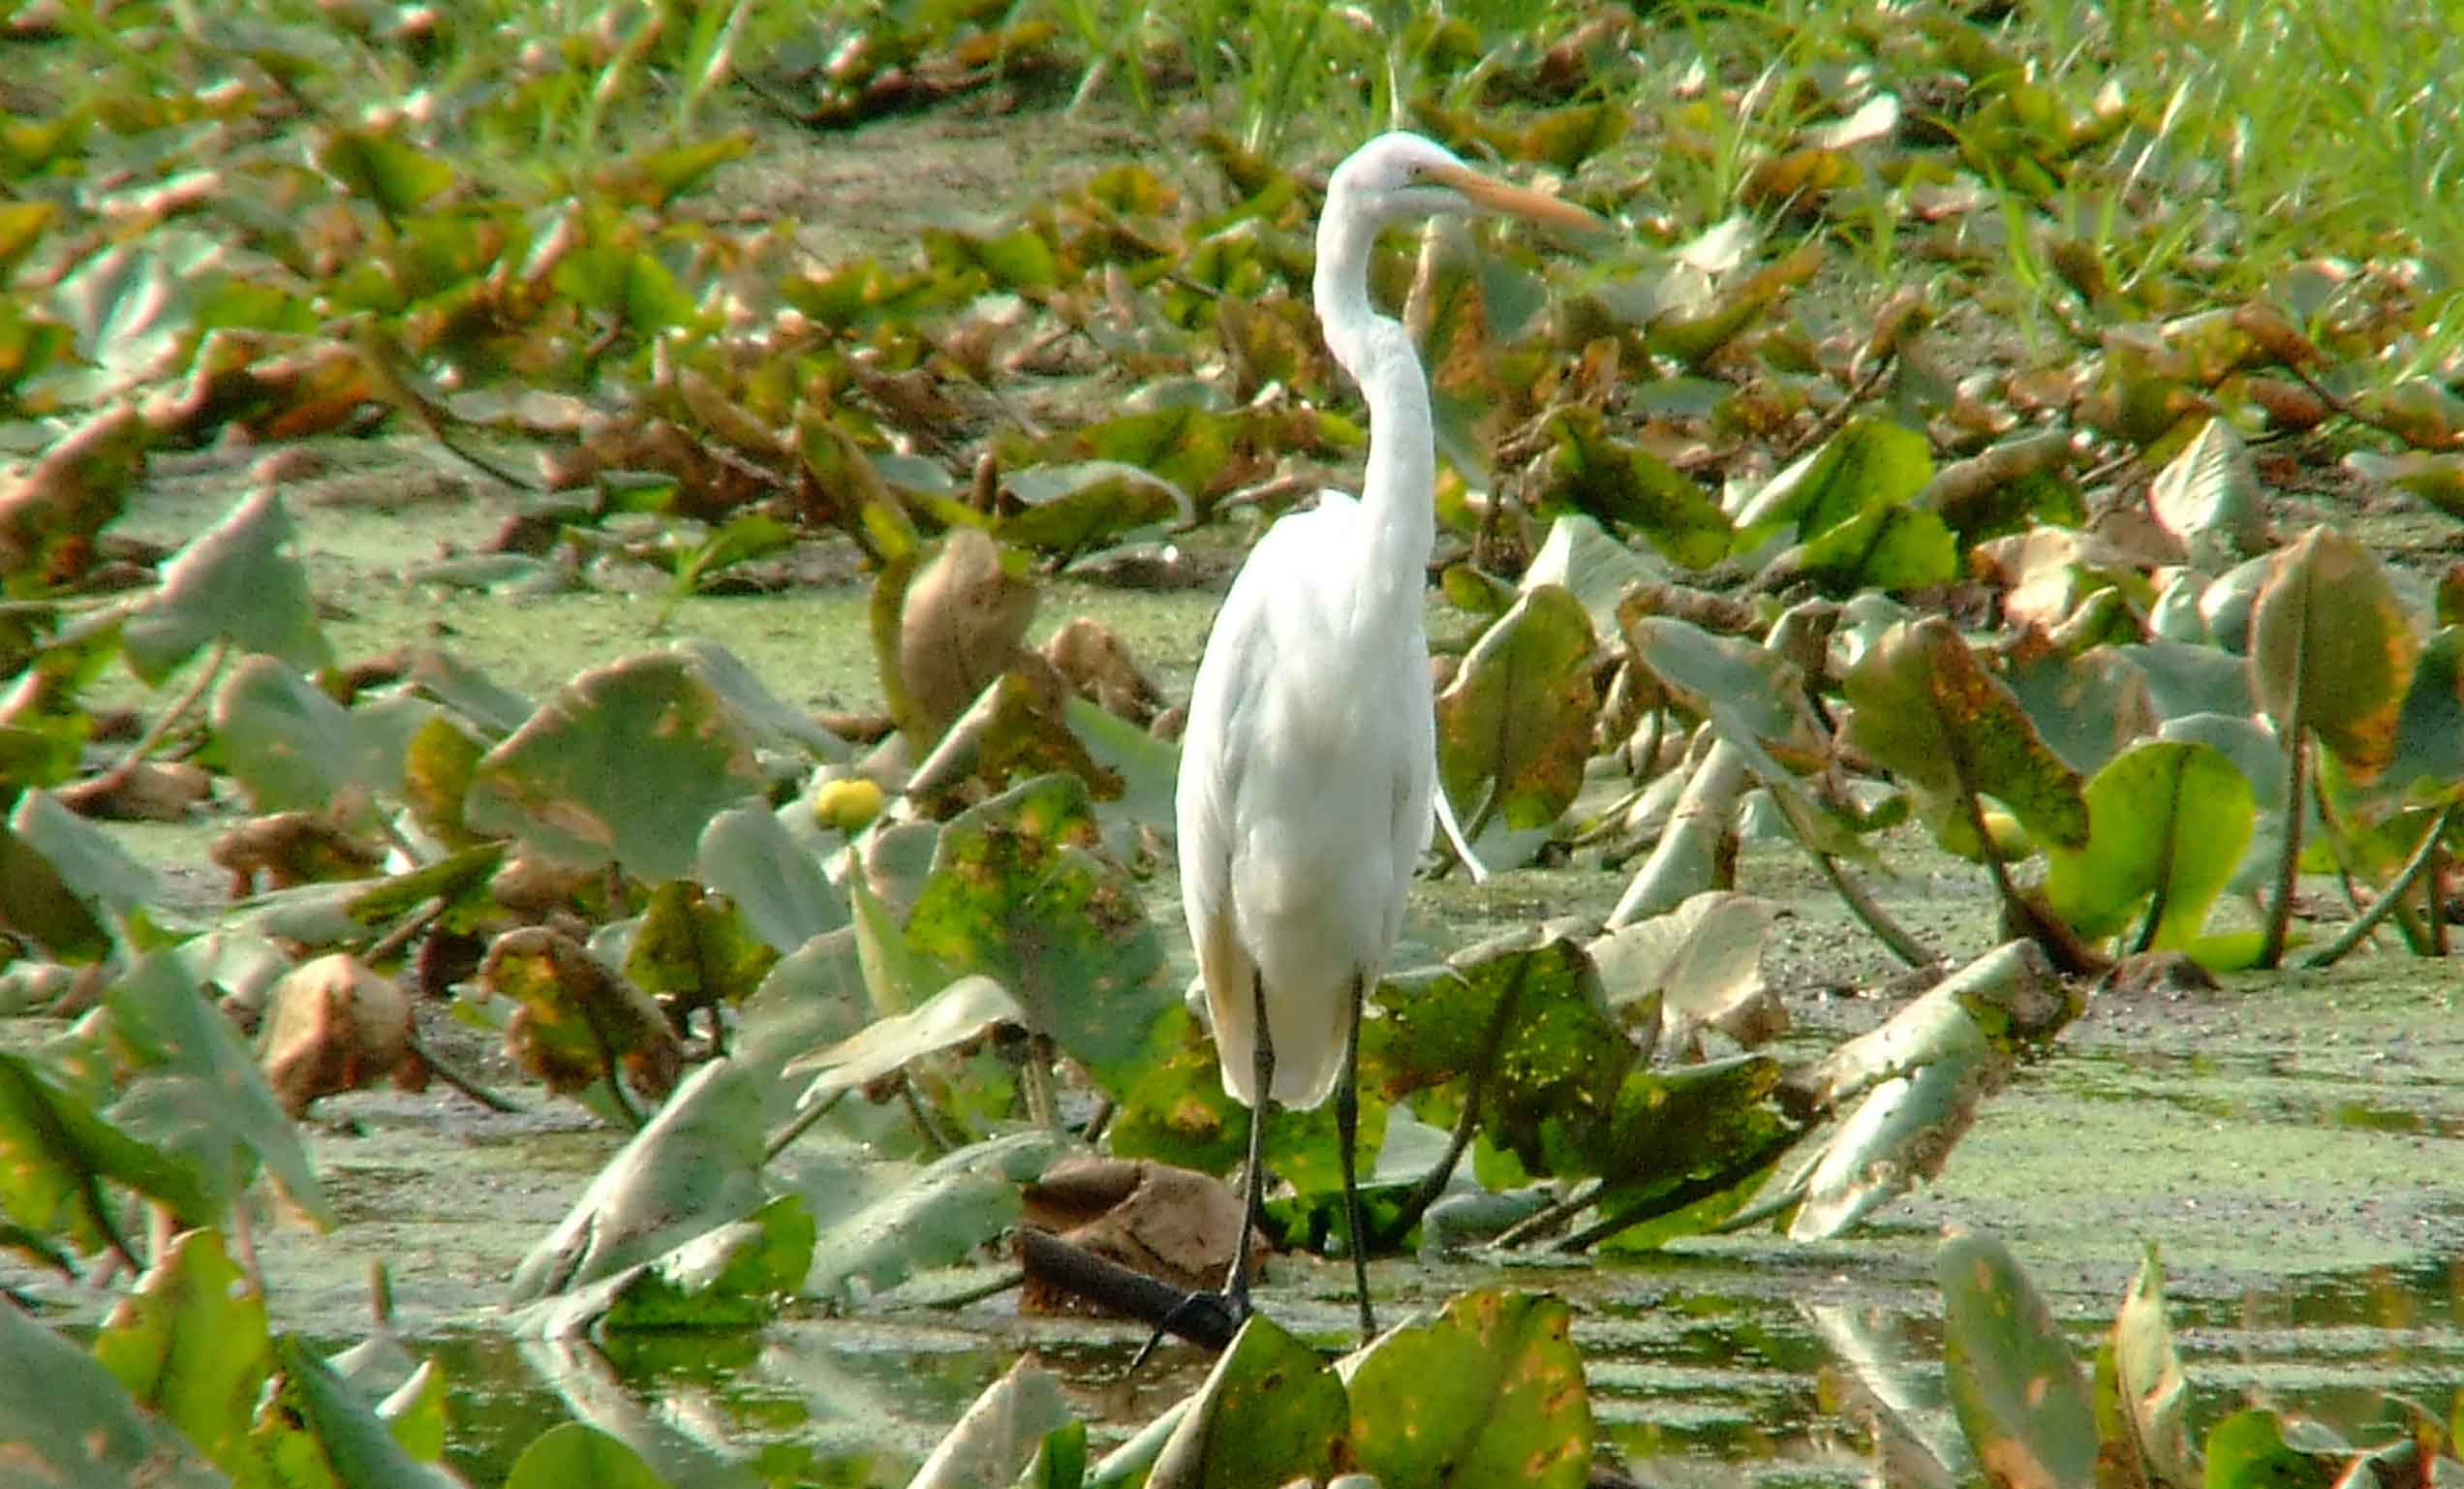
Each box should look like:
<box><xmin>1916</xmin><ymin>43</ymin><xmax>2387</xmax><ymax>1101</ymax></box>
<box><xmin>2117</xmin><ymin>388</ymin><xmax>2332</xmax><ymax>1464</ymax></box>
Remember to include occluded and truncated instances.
<box><xmin>260</xmin><ymin>953</ymin><xmax>426</xmax><ymax>1117</ymax></box>
<box><xmin>1020</xmin><ymin>1156</ymin><xmax>1263</xmax><ymax>1308</ymax></box>
<box><xmin>0</xmin><ymin>404</ymin><xmax>146</xmax><ymax>588</ymax></box>
<box><xmin>54</xmin><ymin>760</ymin><xmax>212</xmax><ymax>822</ymax></box>
<box><xmin>1042</xmin><ymin>616</ymin><xmax>1164</xmax><ymax>725</ymax></box>
<box><xmin>482</xmin><ymin>925</ymin><xmax>683</xmax><ymax>1103</ymax></box>
<box><xmin>208</xmin><ymin>811</ymin><xmax>385</xmax><ymax>896</ymax></box>
<box><xmin>899</xmin><ymin>527</ymin><xmax>1038</xmax><ymax>742</ymax></box>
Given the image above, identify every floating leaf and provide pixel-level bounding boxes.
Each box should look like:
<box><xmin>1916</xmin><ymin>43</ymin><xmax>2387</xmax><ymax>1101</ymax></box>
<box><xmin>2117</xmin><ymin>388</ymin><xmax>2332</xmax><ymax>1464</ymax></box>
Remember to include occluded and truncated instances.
<box><xmin>121</xmin><ymin>490</ymin><xmax>332</xmax><ymax>685</ymax></box>
<box><xmin>1520</xmin><ymin>512</ymin><xmax>1667</xmax><ymax>637</ymax></box>
<box><xmin>465</xmin><ymin>652</ymin><xmax>767</xmax><ymax>883</ymax></box>
<box><xmin>2346</xmin><ymin>449</ymin><xmax>2464</xmax><ymax>522</ymax></box>
<box><xmin>505</xmin><ymin>1423</ymin><xmax>674</xmax><ymax>1489</ymax></box>
<box><xmin>251</xmin><ymin>1333</ymin><xmax>439</xmax><ymax>1489</ymax></box>
<box><xmin>1735</xmin><ymin>418</ymin><xmax>1933</xmax><ymax>543</ymax></box>
<box><xmin>2202</xmin><ymin>1411</ymin><xmax>2339</xmax><ymax>1489</ymax></box>
<box><xmin>0</xmin><ymin>1293</ymin><xmax>231</xmax><ymax>1487</ymax></box>
<box><xmin>903</xmin><ymin>774</ymin><xmax>1169</xmax><ymax>1094</ymax></box>
<box><xmin>1937</xmin><ymin>1231</ymin><xmax>2098</xmax><ymax>1489</ymax></box>
<box><xmin>1436</xmin><ymin>585</ymin><xmax>1600</xmax><ymax>832</ymax></box>
<box><xmin>1343</xmin><ymin>1288</ymin><xmax>1591</xmax><ymax>1489</ymax></box>
<box><xmin>1146</xmin><ymin>1313</ymin><xmax>1346</xmax><ymax>1489</ymax></box>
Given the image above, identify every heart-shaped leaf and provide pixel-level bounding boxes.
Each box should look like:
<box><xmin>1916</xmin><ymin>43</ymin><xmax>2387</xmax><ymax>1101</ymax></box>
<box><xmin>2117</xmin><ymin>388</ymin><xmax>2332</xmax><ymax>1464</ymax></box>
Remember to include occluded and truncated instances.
<box><xmin>1437</xmin><ymin>584</ymin><xmax>1600</xmax><ymax>833</ymax></box>
<box><xmin>1938</xmin><ymin>1231</ymin><xmax>2098</xmax><ymax>1489</ymax></box>
<box><xmin>121</xmin><ymin>490</ymin><xmax>331</xmax><ymax>686</ymax></box>
<box><xmin>1342</xmin><ymin>1289</ymin><xmax>1591</xmax><ymax>1489</ymax></box>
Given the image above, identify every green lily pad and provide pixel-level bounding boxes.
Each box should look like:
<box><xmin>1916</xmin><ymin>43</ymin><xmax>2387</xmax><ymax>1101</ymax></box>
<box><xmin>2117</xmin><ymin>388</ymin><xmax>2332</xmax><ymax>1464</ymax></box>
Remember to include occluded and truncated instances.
<box><xmin>1436</xmin><ymin>585</ymin><xmax>1600</xmax><ymax>833</ymax></box>
<box><xmin>1843</xmin><ymin>617</ymin><xmax>2090</xmax><ymax>858</ymax></box>
<box><xmin>1536</xmin><ymin>408</ymin><xmax>1733</xmax><ymax>568</ymax></box>
<box><xmin>806</xmin><ymin>1130</ymin><xmax>1062</xmax><ymax>1304</ymax></box>
<box><xmin>0</xmin><ymin>1048</ymin><xmax>210</xmax><ymax>1253</ymax></box>
<box><xmin>1145</xmin><ymin>1313</ymin><xmax>1346</xmax><ymax>1489</ymax></box>
<box><xmin>998</xmin><ymin>461</ymin><xmax>1186</xmax><ymax>561</ymax></box>
<box><xmin>208</xmin><ymin>655</ymin><xmax>387</xmax><ymax>814</ymax></box>
<box><xmin>94</xmin><ymin>1227</ymin><xmax>275</xmax><ymax>1484</ymax></box>
<box><xmin>694</xmin><ymin>803</ymin><xmax>848</xmax><ymax>954</ymax></box>
<box><xmin>515</xmin><ymin>1193</ymin><xmax>815</xmax><ymax>1337</ymax></box>
<box><xmin>121</xmin><ymin>490</ymin><xmax>332</xmax><ymax>686</ymax></box>
<box><xmin>466</xmin><ymin>651</ymin><xmax>768</xmax><ymax>884</ymax></box>
<box><xmin>1342</xmin><ymin>1289</ymin><xmax>1592</xmax><ymax>1489</ymax></box>
<box><xmin>903</xmin><ymin>774</ymin><xmax>1170</xmax><ymax>1095</ymax></box>
<box><xmin>504</xmin><ymin>1424</ymin><xmax>675</xmax><ymax>1489</ymax></box>
<box><xmin>313</xmin><ymin>125</ymin><xmax>457</xmax><ymax>218</ymax></box>
<box><xmin>786</xmin><ymin>975</ymin><xmax>1024</xmax><ymax>1102</ymax></box>
<box><xmin>0</xmin><ymin>1292</ymin><xmax>231</xmax><ymax>1487</ymax></box>
<box><xmin>105</xmin><ymin>952</ymin><xmax>334</xmax><ymax>1227</ymax></box>
<box><xmin>2045</xmin><ymin>740</ymin><xmax>2254</xmax><ymax>950</ymax></box>
<box><xmin>1937</xmin><ymin>1231</ymin><xmax>2098</xmax><ymax>1489</ymax></box>
<box><xmin>508</xmin><ymin>1060</ymin><xmax>768</xmax><ymax>1304</ymax></box>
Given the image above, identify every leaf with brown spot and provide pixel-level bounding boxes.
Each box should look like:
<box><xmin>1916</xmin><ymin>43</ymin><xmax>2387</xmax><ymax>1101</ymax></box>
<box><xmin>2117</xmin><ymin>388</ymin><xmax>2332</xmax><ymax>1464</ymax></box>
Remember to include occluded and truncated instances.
<box><xmin>1938</xmin><ymin>1231</ymin><xmax>2098</xmax><ymax>1489</ymax></box>
<box><xmin>1842</xmin><ymin>617</ymin><xmax>2090</xmax><ymax>858</ymax></box>
<box><xmin>0</xmin><ymin>403</ymin><xmax>143</xmax><ymax>594</ymax></box>
<box><xmin>1145</xmin><ymin>1312</ymin><xmax>1346</xmax><ymax>1489</ymax></box>
<box><xmin>1342</xmin><ymin>1288</ymin><xmax>1592</xmax><ymax>1489</ymax></box>
<box><xmin>1437</xmin><ymin>584</ymin><xmax>1600</xmax><ymax>834</ymax></box>
<box><xmin>464</xmin><ymin>651</ymin><xmax>767</xmax><ymax>884</ymax></box>
<box><xmin>902</xmin><ymin>773</ymin><xmax>1169</xmax><ymax>1095</ymax></box>
<box><xmin>482</xmin><ymin>926</ymin><xmax>682</xmax><ymax>1109</ymax></box>
<box><xmin>2247</xmin><ymin>526</ymin><xmax>2419</xmax><ymax>785</ymax></box>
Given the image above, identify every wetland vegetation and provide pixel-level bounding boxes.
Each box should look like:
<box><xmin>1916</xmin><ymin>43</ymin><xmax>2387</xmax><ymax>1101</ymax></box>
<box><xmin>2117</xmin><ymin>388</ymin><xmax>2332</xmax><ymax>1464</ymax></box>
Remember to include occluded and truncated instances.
<box><xmin>0</xmin><ymin>0</ymin><xmax>2459</xmax><ymax>1484</ymax></box>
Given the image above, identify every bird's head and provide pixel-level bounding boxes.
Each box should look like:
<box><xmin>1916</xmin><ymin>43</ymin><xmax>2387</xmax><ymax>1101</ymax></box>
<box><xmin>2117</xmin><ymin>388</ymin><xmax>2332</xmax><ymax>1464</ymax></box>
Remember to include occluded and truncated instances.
<box><xmin>1327</xmin><ymin>131</ymin><xmax>1598</xmax><ymax>234</ymax></box>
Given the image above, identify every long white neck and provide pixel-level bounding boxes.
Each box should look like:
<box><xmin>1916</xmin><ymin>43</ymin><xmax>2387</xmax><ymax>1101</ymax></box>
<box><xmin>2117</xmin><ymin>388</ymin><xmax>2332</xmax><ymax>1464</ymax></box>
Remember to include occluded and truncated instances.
<box><xmin>1315</xmin><ymin>198</ymin><xmax>1436</xmax><ymax>623</ymax></box>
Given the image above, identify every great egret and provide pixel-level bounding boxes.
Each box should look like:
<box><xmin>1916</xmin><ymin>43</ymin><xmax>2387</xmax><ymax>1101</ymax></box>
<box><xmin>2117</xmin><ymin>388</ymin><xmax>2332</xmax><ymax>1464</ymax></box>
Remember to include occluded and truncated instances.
<box><xmin>1175</xmin><ymin>132</ymin><xmax>1596</xmax><ymax>1337</ymax></box>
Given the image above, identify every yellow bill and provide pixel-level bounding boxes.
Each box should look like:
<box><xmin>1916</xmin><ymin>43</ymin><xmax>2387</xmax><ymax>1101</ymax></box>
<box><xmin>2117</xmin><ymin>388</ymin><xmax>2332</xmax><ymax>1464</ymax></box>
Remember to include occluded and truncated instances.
<box><xmin>1422</xmin><ymin>161</ymin><xmax>1603</xmax><ymax>233</ymax></box>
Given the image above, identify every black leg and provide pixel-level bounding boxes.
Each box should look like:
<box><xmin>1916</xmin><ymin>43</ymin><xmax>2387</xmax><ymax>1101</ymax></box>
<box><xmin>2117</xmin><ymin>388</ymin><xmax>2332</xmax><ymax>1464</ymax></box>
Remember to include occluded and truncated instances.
<box><xmin>1337</xmin><ymin>971</ymin><xmax>1374</xmax><ymax>1339</ymax></box>
<box><xmin>1225</xmin><ymin>966</ymin><xmax>1275</xmax><ymax>1318</ymax></box>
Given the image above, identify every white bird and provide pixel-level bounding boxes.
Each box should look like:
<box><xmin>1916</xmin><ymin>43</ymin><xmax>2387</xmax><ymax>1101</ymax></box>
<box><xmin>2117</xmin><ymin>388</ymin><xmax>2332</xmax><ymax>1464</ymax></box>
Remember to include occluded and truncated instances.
<box><xmin>1175</xmin><ymin>131</ymin><xmax>1596</xmax><ymax>1336</ymax></box>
